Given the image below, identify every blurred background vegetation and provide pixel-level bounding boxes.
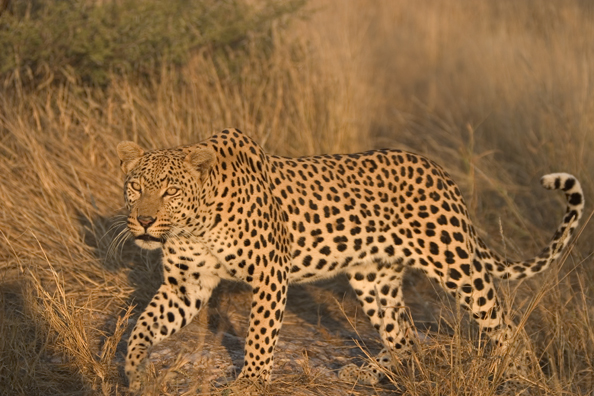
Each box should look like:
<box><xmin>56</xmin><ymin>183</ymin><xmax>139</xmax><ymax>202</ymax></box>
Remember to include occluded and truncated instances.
<box><xmin>0</xmin><ymin>0</ymin><xmax>593</xmax><ymax>395</ymax></box>
<box><xmin>0</xmin><ymin>0</ymin><xmax>306</xmax><ymax>86</ymax></box>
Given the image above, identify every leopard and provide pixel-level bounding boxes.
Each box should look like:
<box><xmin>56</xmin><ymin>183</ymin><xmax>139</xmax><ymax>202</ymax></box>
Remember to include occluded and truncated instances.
<box><xmin>117</xmin><ymin>128</ymin><xmax>583</xmax><ymax>390</ymax></box>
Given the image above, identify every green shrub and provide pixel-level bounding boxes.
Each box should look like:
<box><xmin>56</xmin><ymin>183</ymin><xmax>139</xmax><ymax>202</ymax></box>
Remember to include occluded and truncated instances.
<box><xmin>0</xmin><ymin>0</ymin><xmax>305</xmax><ymax>87</ymax></box>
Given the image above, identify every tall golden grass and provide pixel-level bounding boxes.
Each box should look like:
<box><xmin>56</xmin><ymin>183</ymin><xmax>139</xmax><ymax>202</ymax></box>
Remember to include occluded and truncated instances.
<box><xmin>1</xmin><ymin>0</ymin><xmax>593</xmax><ymax>395</ymax></box>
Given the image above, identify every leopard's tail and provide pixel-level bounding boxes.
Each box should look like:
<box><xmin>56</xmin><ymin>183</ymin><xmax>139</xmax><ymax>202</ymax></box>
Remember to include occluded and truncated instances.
<box><xmin>484</xmin><ymin>173</ymin><xmax>584</xmax><ymax>281</ymax></box>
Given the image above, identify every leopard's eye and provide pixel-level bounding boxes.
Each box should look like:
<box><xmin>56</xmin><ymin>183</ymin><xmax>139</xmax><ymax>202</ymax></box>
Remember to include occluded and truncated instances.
<box><xmin>164</xmin><ymin>187</ymin><xmax>180</xmax><ymax>196</ymax></box>
<box><xmin>130</xmin><ymin>182</ymin><xmax>141</xmax><ymax>191</ymax></box>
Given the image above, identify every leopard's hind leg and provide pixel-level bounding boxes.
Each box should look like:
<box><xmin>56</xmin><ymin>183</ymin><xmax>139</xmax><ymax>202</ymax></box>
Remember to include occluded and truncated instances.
<box><xmin>339</xmin><ymin>262</ymin><xmax>415</xmax><ymax>385</ymax></box>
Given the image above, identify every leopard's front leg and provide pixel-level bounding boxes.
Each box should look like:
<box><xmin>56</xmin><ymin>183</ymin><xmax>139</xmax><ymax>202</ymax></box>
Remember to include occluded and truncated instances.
<box><xmin>237</xmin><ymin>264</ymin><xmax>289</xmax><ymax>383</ymax></box>
<box><xmin>125</xmin><ymin>273</ymin><xmax>220</xmax><ymax>391</ymax></box>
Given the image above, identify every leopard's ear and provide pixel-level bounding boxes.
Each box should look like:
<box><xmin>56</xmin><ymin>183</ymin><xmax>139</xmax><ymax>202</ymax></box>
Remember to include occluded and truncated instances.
<box><xmin>185</xmin><ymin>147</ymin><xmax>216</xmax><ymax>182</ymax></box>
<box><xmin>117</xmin><ymin>141</ymin><xmax>144</xmax><ymax>174</ymax></box>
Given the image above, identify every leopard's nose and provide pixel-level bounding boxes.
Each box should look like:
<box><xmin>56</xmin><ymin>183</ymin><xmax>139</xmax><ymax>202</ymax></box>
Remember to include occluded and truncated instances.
<box><xmin>137</xmin><ymin>215</ymin><xmax>156</xmax><ymax>229</ymax></box>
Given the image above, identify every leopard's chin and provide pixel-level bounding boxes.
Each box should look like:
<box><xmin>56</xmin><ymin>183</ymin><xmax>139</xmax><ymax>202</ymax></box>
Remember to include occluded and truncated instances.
<box><xmin>134</xmin><ymin>234</ymin><xmax>163</xmax><ymax>250</ymax></box>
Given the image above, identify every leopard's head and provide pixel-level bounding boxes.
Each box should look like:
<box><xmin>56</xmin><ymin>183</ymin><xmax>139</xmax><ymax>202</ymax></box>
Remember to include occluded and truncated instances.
<box><xmin>116</xmin><ymin>141</ymin><xmax>216</xmax><ymax>250</ymax></box>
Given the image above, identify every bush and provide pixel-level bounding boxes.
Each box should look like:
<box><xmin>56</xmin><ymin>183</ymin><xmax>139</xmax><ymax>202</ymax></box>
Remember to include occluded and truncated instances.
<box><xmin>0</xmin><ymin>0</ymin><xmax>305</xmax><ymax>87</ymax></box>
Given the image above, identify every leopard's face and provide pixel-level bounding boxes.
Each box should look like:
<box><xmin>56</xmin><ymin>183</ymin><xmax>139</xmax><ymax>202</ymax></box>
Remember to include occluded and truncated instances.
<box><xmin>117</xmin><ymin>142</ymin><xmax>215</xmax><ymax>250</ymax></box>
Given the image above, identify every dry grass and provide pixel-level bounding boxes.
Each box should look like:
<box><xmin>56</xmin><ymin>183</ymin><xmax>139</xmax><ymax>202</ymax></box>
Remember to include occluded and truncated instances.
<box><xmin>1</xmin><ymin>0</ymin><xmax>593</xmax><ymax>395</ymax></box>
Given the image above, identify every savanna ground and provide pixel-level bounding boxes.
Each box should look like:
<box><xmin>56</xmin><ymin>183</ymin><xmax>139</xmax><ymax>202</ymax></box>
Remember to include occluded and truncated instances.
<box><xmin>1</xmin><ymin>1</ymin><xmax>594</xmax><ymax>395</ymax></box>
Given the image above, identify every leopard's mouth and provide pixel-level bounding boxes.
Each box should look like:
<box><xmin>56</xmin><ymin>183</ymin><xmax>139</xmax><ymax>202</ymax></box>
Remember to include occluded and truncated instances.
<box><xmin>135</xmin><ymin>234</ymin><xmax>163</xmax><ymax>243</ymax></box>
